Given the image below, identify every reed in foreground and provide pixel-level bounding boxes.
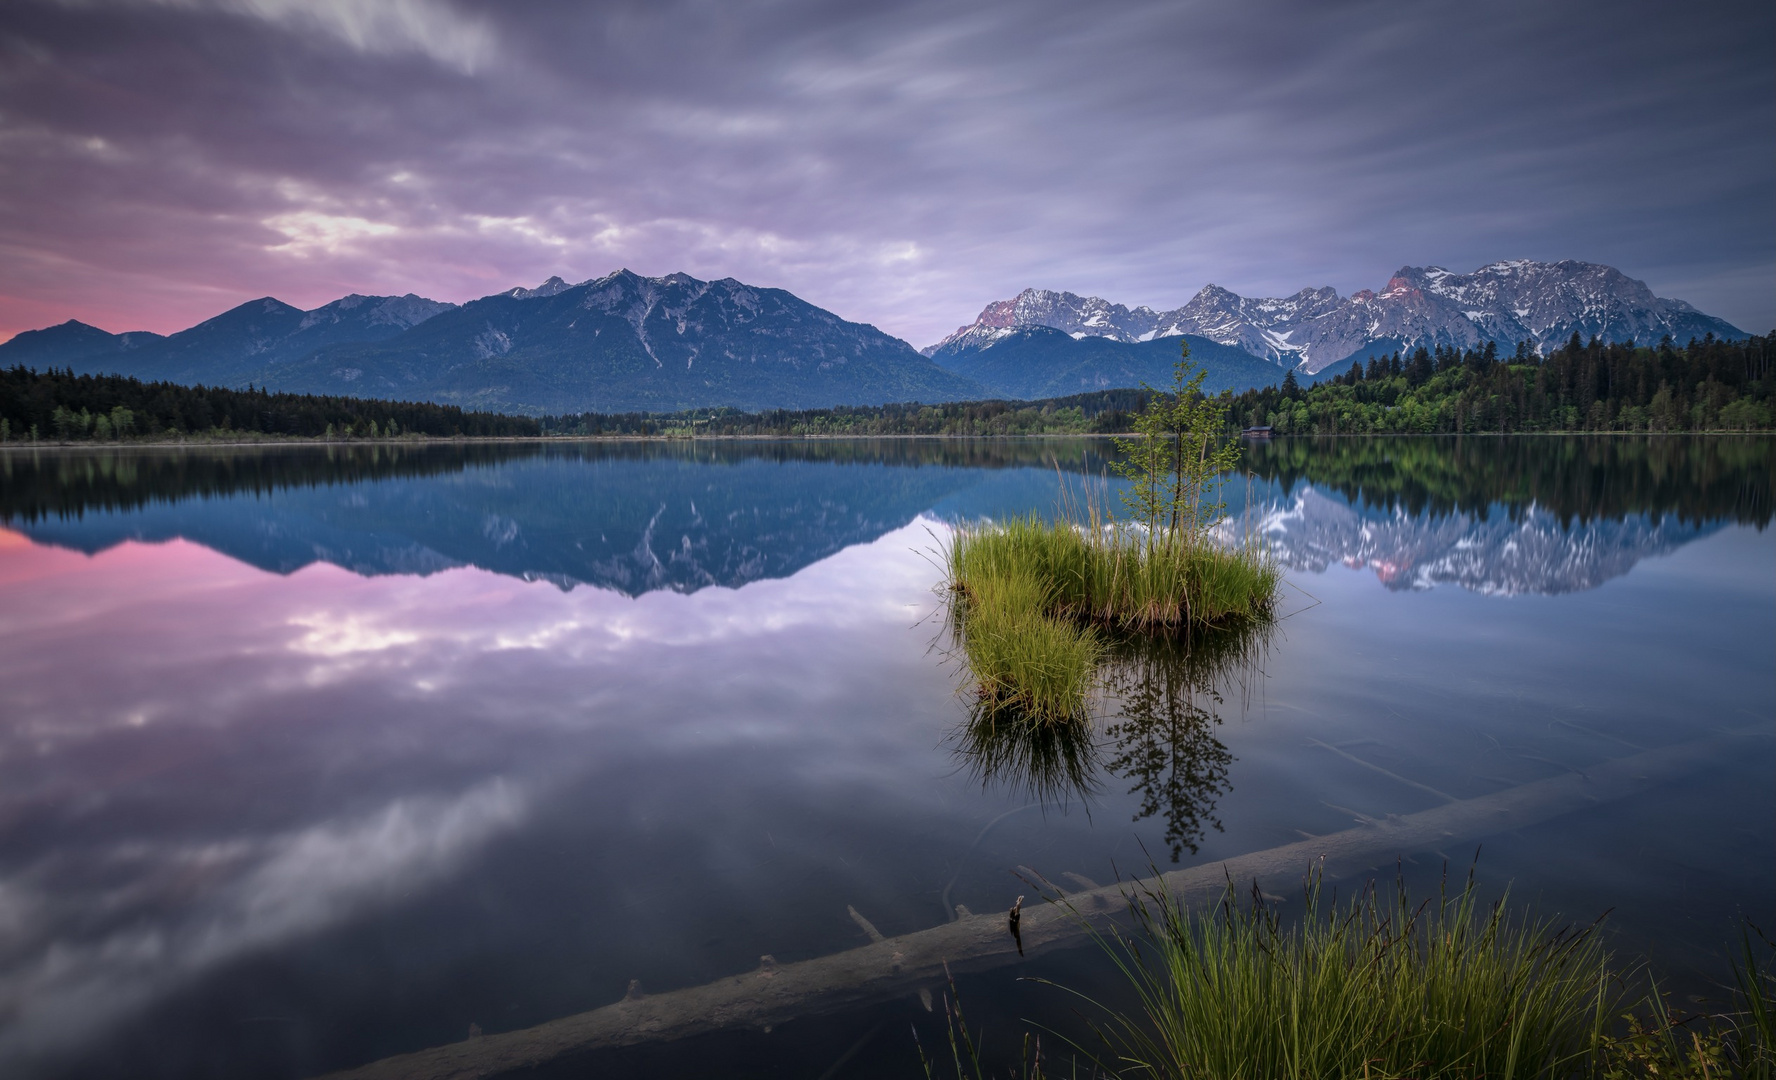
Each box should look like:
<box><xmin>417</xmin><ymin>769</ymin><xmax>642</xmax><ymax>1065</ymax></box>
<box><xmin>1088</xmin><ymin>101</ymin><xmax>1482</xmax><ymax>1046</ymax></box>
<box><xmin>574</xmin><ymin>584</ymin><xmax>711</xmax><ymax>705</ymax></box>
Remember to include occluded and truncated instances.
<box><xmin>917</xmin><ymin>882</ymin><xmax>1773</xmax><ymax>1079</ymax></box>
<box><xmin>1069</xmin><ymin>873</ymin><xmax>1613</xmax><ymax>1080</ymax></box>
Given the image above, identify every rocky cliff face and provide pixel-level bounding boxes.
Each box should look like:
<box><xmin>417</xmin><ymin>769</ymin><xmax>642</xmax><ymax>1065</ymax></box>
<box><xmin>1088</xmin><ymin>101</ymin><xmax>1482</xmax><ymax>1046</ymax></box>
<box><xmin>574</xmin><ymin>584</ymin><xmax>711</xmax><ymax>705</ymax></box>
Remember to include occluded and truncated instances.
<box><xmin>929</xmin><ymin>261</ymin><xmax>1746</xmax><ymax>373</ymax></box>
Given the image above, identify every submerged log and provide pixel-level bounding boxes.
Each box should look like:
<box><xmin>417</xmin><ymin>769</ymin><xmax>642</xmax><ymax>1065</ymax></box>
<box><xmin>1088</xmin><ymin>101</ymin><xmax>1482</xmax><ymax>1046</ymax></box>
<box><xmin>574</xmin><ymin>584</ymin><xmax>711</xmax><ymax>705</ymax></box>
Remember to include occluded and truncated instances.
<box><xmin>315</xmin><ymin>727</ymin><xmax>1761</xmax><ymax>1080</ymax></box>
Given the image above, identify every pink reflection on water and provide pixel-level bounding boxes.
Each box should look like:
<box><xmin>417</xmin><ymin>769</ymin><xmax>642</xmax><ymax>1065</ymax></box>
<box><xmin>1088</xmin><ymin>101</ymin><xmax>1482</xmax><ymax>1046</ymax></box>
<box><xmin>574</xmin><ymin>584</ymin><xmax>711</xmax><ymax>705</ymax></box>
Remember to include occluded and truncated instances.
<box><xmin>0</xmin><ymin>522</ymin><xmax>953</xmax><ymax>1068</ymax></box>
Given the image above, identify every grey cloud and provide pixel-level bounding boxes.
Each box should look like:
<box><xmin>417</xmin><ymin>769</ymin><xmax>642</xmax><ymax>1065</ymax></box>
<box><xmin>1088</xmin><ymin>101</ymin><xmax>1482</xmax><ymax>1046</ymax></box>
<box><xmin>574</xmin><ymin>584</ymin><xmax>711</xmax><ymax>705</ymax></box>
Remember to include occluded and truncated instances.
<box><xmin>0</xmin><ymin>0</ymin><xmax>1769</xmax><ymax>347</ymax></box>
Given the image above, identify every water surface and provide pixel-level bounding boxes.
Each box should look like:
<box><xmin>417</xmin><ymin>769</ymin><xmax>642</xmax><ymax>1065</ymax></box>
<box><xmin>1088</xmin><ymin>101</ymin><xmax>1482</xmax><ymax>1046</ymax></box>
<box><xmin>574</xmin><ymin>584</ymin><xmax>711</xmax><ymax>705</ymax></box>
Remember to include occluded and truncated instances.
<box><xmin>0</xmin><ymin>436</ymin><xmax>1769</xmax><ymax>1079</ymax></box>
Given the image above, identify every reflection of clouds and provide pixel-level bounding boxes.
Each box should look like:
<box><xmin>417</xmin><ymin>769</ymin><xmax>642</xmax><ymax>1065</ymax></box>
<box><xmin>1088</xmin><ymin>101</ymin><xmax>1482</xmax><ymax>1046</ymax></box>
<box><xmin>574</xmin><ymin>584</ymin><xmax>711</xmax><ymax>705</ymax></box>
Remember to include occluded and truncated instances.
<box><xmin>0</xmin><ymin>520</ymin><xmax>953</xmax><ymax>1069</ymax></box>
<box><xmin>0</xmin><ymin>780</ymin><xmax>526</xmax><ymax>1067</ymax></box>
<box><xmin>288</xmin><ymin>611</ymin><xmax>423</xmax><ymax>655</ymax></box>
<box><xmin>1224</xmin><ymin>487</ymin><xmax>1715</xmax><ymax>596</ymax></box>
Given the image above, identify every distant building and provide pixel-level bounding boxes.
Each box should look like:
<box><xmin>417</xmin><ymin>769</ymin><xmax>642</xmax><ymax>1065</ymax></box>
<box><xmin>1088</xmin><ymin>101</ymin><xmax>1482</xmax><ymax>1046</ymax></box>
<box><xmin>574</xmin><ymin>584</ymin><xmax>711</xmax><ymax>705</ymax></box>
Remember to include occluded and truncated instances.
<box><xmin>1241</xmin><ymin>425</ymin><xmax>1273</xmax><ymax>438</ymax></box>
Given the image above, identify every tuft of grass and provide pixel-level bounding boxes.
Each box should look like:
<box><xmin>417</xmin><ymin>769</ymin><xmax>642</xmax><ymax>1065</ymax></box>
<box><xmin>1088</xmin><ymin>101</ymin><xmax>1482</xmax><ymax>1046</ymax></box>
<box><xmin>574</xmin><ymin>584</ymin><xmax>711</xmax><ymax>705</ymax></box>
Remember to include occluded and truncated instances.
<box><xmin>947</xmin><ymin>513</ymin><xmax>1278</xmax><ymax>640</ymax></box>
<box><xmin>950</xmin><ymin>560</ymin><xmax>1105</xmax><ymax>724</ymax></box>
<box><xmin>943</xmin><ymin>500</ymin><xmax>1278</xmax><ymax>724</ymax></box>
<box><xmin>1067</xmin><ymin>872</ymin><xmax>1613</xmax><ymax>1080</ymax></box>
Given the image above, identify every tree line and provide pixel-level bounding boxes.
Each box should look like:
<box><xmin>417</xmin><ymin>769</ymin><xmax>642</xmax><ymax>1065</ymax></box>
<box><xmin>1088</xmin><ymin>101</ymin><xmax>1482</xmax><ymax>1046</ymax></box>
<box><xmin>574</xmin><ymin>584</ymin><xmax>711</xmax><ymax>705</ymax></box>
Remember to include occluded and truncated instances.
<box><xmin>1232</xmin><ymin>332</ymin><xmax>1773</xmax><ymax>435</ymax></box>
<box><xmin>8</xmin><ymin>331</ymin><xmax>1770</xmax><ymax>445</ymax></box>
<box><xmin>0</xmin><ymin>366</ymin><xmax>541</xmax><ymax>442</ymax></box>
<box><xmin>544</xmin><ymin>334</ymin><xmax>1775</xmax><ymax>437</ymax></box>
<box><xmin>537</xmin><ymin>389</ymin><xmax>1152</xmax><ymax>437</ymax></box>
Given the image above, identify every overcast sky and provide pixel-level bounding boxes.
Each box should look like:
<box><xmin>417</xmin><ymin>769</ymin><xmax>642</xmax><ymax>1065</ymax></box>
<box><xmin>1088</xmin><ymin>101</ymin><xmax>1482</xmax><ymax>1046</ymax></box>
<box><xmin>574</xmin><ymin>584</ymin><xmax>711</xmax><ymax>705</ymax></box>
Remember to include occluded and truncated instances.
<box><xmin>1</xmin><ymin>0</ymin><xmax>1771</xmax><ymax>348</ymax></box>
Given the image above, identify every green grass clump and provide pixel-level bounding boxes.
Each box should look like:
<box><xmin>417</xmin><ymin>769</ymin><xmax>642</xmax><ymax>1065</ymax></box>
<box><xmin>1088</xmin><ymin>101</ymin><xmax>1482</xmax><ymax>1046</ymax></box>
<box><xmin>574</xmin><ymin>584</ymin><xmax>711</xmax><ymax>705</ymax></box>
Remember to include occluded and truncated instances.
<box><xmin>948</xmin><ymin>514</ymin><xmax>1278</xmax><ymax>637</ymax></box>
<box><xmin>951</xmin><ymin>561</ymin><xmax>1104</xmax><ymax>723</ymax></box>
<box><xmin>1079</xmin><ymin>874</ymin><xmax>1612</xmax><ymax>1080</ymax></box>
<box><xmin>943</xmin><ymin>510</ymin><xmax>1278</xmax><ymax>725</ymax></box>
<box><xmin>916</xmin><ymin>882</ymin><xmax>1773</xmax><ymax>1080</ymax></box>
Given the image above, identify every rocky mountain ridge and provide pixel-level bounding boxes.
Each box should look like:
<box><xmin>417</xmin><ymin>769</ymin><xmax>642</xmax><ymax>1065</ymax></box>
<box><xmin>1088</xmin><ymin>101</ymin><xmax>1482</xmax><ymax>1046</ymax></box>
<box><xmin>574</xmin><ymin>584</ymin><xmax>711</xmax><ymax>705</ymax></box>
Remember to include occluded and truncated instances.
<box><xmin>928</xmin><ymin>326</ymin><xmax>1294</xmax><ymax>399</ymax></box>
<box><xmin>4</xmin><ymin>259</ymin><xmax>1748</xmax><ymax>409</ymax></box>
<box><xmin>5</xmin><ymin>293</ymin><xmax>455</xmax><ymax>386</ymax></box>
<box><xmin>928</xmin><ymin>260</ymin><xmax>1746</xmax><ymax>373</ymax></box>
<box><xmin>232</xmin><ymin>270</ymin><xmax>982</xmax><ymax>413</ymax></box>
<box><xmin>0</xmin><ymin>272</ymin><xmax>983</xmax><ymax>413</ymax></box>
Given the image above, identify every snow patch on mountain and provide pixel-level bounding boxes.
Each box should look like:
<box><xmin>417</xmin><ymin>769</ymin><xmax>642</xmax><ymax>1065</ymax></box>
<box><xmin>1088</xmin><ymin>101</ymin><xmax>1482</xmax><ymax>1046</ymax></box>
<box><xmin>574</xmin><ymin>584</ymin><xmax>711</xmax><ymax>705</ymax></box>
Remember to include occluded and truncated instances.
<box><xmin>502</xmin><ymin>276</ymin><xmax>576</xmax><ymax>300</ymax></box>
<box><xmin>928</xmin><ymin>261</ymin><xmax>1745</xmax><ymax>373</ymax></box>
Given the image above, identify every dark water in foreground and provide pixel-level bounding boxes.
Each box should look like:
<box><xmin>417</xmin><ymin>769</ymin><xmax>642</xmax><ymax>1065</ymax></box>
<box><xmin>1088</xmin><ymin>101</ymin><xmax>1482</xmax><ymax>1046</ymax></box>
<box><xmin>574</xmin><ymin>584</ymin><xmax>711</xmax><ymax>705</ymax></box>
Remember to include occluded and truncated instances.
<box><xmin>0</xmin><ymin>436</ymin><xmax>1769</xmax><ymax>1079</ymax></box>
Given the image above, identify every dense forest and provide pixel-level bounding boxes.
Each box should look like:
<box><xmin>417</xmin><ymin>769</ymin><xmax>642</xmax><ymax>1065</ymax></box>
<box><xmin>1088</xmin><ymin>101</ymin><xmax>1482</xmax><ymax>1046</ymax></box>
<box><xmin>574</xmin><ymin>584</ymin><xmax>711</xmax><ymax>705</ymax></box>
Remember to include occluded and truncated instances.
<box><xmin>5</xmin><ymin>332</ymin><xmax>1772</xmax><ymax>444</ymax></box>
<box><xmin>536</xmin><ymin>388</ymin><xmax>1150</xmax><ymax>437</ymax></box>
<box><xmin>1230</xmin><ymin>332</ymin><xmax>1773</xmax><ymax>435</ymax></box>
<box><xmin>0</xmin><ymin>366</ymin><xmax>540</xmax><ymax>442</ymax></box>
<box><xmin>547</xmin><ymin>334</ymin><xmax>1775</xmax><ymax>436</ymax></box>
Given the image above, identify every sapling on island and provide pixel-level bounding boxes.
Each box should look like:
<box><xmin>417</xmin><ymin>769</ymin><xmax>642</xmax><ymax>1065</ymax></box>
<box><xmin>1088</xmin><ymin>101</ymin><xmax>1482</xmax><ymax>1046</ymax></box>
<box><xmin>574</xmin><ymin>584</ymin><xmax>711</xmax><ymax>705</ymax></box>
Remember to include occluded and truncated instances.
<box><xmin>946</xmin><ymin>341</ymin><xmax>1280</xmax><ymax>724</ymax></box>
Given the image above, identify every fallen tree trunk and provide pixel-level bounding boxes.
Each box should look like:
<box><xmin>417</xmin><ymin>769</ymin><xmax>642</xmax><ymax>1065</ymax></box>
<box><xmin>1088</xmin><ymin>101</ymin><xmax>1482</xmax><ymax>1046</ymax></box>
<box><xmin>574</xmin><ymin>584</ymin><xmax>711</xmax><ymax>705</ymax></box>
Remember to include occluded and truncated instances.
<box><xmin>318</xmin><ymin>727</ymin><xmax>1761</xmax><ymax>1080</ymax></box>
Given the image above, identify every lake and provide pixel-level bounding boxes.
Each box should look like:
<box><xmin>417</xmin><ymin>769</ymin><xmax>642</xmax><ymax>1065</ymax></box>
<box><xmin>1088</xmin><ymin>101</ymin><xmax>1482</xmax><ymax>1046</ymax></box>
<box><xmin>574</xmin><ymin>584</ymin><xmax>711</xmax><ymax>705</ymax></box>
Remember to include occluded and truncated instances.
<box><xmin>0</xmin><ymin>435</ymin><xmax>1769</xmax><ymax>1079</ymax></box>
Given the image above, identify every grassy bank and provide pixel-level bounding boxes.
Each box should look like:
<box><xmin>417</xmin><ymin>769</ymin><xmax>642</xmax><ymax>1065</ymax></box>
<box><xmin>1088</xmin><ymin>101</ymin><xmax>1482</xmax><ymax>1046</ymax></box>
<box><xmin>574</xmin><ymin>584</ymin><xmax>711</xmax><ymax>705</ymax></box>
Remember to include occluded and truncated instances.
<box><xmin>924</xmin><ymin>875</ymin><xmax>1775</xmax><ymax>1080</ymax></box>
<box><xmin>1089</xmin><ymin>875</ymin><xmax>1611</xmax><ymax>1079</ymax></box>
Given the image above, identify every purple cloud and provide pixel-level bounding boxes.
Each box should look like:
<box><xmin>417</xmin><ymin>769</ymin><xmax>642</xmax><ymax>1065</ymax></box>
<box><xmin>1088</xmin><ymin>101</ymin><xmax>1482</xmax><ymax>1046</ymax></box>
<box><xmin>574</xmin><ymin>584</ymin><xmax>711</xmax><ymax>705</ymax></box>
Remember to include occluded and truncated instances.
<box><xmin>1</xmin><ymin>0</ymin><xmax>1770</xmax><ymax>347</ymax></box>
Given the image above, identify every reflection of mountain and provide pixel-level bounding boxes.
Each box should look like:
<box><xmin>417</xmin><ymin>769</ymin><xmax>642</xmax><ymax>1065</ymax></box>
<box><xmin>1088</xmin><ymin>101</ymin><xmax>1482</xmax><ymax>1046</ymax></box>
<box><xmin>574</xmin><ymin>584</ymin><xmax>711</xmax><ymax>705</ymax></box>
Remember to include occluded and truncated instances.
<box><xmin>4</xmin><ymin>435</ymin><xmax>1763</xmax><ymax>598</ymax></box>
<box><xmin>13</xmin><ymin>458</ymin><xmax>971</xmax><ymax>595</ymax></box>
<box><xmin>1249</xmin><ymin>486</ymin><xmax>1718</xmax><ymax>595</ymax></box>
<box><xmin>6</xmin><ymin>443</ymin><xmax>1107</xmax><ymax>596</ymax></box>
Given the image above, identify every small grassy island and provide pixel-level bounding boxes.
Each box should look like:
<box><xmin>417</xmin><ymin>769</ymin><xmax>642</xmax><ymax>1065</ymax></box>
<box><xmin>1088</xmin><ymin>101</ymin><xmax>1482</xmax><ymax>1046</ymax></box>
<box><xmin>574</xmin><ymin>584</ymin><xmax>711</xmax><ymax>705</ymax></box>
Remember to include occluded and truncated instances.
<box><xmin>946</xmin><ymin>347</ymin><xmax>1280</xmax><ymax>725</ymax></box>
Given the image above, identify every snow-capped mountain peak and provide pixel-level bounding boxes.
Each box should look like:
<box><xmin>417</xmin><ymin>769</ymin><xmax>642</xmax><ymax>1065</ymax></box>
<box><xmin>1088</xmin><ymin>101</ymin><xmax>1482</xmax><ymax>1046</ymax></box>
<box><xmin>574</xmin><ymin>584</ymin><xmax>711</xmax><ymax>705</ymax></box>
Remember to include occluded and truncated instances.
<box><xmin>928</xmin><ymin>261</ymin><xmax>1744</xmax><ymax>372</ymax></box>
<box><xmin>502</xmin><ymin>276</ymin><xmax>576</xmax><ymax>301</ymax></box>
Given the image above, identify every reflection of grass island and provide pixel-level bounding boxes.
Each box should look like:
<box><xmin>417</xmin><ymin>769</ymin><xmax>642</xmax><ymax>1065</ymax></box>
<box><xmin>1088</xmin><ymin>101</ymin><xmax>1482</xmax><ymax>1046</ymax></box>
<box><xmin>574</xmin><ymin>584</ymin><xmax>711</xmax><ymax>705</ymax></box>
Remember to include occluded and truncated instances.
<box><xmin>945</xmin><ymin>347</ymin><xmax>1281</xmax><ymax>725</ymax></box>
<box><xmin>954</xmin><ymin>621</ymin><xmax>1269</xmax><ymax>860</ymax></box>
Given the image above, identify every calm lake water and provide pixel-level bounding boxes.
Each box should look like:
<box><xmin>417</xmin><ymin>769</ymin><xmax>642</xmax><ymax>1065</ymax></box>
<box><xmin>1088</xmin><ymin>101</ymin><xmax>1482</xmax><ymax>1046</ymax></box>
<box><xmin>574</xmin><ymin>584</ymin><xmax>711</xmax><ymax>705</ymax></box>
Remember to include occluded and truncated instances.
<box><xmin>0</xmin><ymin>436</ymin><xmax>1770</xmax><ymax>1079</ymax></box>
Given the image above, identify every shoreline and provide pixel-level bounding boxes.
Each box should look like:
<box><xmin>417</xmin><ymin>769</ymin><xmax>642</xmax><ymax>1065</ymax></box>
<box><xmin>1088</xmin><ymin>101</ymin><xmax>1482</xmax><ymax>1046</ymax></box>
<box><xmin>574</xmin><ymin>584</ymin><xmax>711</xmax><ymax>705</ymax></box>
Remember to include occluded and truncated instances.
<box><xmin>1</xmin><ymin>429</ymin><xmax>1771</xmax><ymax>452</ymax></box>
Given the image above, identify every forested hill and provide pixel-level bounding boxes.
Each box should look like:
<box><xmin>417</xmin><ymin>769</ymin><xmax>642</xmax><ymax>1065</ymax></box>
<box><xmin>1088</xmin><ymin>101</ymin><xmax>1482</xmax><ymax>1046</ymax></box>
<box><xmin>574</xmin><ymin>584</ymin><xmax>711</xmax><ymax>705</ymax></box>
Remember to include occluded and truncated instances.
<box><xmin>5</xmin><ymin>330</ymin><xmax>1771</xmax><ymax>445</ymax></box>
<box><xmin>536</xmin><ymin>388</ymin><xmax>1152</xmax><ymax>437</ymax></box>
<box><xmin>1</xmin><ymin>364</ymin><xmax>1143</xmax><ymax>442</ymax></box>
<box><xmin>0</xmin><ymin>366</ymin><xmax>541</xmax><ymax>441</ymax></box>
<box><xmin>1228</xmin><ymin>332</ymin><xmax>1773</xmax><ymax>435</ymax></box>
<box><xmin>539</xmin><ymin>333</ymin><xmax>1775</xmax><ymax>437</ymax></box>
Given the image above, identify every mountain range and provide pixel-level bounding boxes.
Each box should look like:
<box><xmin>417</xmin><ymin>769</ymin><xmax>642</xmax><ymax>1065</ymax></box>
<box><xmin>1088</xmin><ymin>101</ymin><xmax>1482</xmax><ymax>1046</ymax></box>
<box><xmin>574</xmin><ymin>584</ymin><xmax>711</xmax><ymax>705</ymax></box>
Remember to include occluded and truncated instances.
<box><xmin>2</xmin><ymin>293</ymin><xmax>454</xmax><ymax>386</ymax></box>
<box><xmin>0</xmin><ymin>260</ymin><xmax>1747</xmax><ymax>413</ymax></box>
<box><xmin>3</xmin><ymin>272</ymin><xmax>984</xmax><ymax>413</ymax></box>
<box><xmin>927</xmin><ymin>326</ymin><xmax>1298</xmax><ymax>398</ymax></box>
<box><xmin>928</xmin><ymin>260</ymin><xmax>1746</xmax><ymax>374</ymax></box>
